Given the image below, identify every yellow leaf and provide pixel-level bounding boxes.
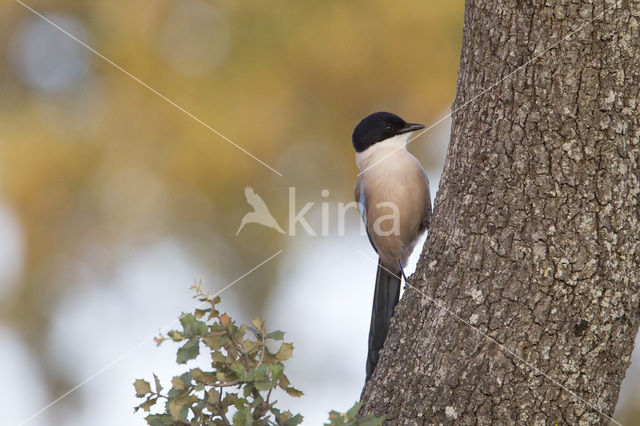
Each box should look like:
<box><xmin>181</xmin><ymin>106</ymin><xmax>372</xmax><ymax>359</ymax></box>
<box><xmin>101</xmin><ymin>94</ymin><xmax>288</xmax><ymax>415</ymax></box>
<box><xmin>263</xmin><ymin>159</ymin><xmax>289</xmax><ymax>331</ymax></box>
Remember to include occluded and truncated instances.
<box><xmin>220</xmin><ymin>313</ymin><xmax>231</xmax><ymax>326</ymax></box>
<box><xmin>133</xmin><ymin>379</ymin><xmax>151</xmax><ymax>397</ymax></box>
<box><xmin>252</xmin><ymin>318</ymin><xmax>264</xmax><ymax>332</ymax></box>
<box><xmin>171</xmin><ymin>376</ymin><xmax>186</xmax><ymax>390</ymax></box>
<box><xmin>275</xmin><ymin>343</ymin><xmax>294</xmax><ymax>360</ymax></box>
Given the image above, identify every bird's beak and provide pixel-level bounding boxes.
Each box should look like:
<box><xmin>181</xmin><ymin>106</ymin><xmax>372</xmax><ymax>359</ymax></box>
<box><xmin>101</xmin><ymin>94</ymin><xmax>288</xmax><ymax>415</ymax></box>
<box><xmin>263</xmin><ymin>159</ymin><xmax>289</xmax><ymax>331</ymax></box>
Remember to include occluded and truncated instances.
<box><xmin>397</xmin><ymin>123</ymin><xmax>425</xmax><ymax>135</ymax></box>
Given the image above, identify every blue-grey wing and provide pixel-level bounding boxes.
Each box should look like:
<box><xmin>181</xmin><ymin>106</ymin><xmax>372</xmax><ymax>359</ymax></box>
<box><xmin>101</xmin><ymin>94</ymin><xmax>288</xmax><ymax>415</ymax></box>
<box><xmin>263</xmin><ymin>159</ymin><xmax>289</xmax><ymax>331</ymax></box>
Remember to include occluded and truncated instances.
<box><xmin>355</xmin><ymin>177</ymin><xmax>377</xmax><ymax>253</ymax></box>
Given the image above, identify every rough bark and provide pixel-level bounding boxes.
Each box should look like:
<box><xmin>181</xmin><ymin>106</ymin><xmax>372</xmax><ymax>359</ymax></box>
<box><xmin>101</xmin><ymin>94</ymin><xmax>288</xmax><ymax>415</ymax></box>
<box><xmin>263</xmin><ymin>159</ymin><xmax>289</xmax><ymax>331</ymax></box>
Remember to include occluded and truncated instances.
<box><xmin>361</xmin><ymin>0</ymin><xmax>640</xmax><ymax>424</ymax></box>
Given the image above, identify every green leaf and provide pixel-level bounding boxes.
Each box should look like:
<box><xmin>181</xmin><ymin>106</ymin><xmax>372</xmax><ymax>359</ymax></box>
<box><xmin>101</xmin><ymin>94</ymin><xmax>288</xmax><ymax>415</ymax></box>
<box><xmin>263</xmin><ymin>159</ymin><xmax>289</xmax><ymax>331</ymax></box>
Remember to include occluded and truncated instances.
<box><xmin>203</xmin><ymin>334</ymin><xmax>222</xmax><ymax>350</ymax></box>
<box><xmin>167</xmin><ymin>396</ymin><xmax>188</xmax><ymax>421</ymax></box>
<box><xmin>346</xmin><ymin>401</ymin><xmax>362</xmax><ymax>419</ymax></box>
<box><xmin>231</xmin><ymin>362</ymin><xmax>246</xmax><ymax>381</ymax></box>
<box><xmin>194</xmin><ymin>308</ymin><xmax>210</xmax><ymax>319</ymax></box>
<box><xmin>145</xmin><ymin>413</ymin><xmax>174</xmax><ymax>426</ymax></box>
<box><xmin>167</xmin><ymin>330</ymin><xmax>184</xmax><ymax>341</ymax></box>
<box><xmin>232</xmin><ymin>406</ymin><xmax>252</xmax><ymax>426</ymax></box>
<box><xmin>325</xmin><ymin>410</ymin><xmax>340</xmax><ymax>425</ymax></box>
<box><xmin>180</xmin><ymin>313</ymin><xmax>208</xmax><ymax>337</ymax></box>
<box><xmin>211</xmin><ymin>350</ymin><xmax>228</xmax><ymax>364</ymax></box>
<box><xmin>167</xmin><ymin>387</ymin><xmax>182</xmax><ymax>399</ymax></box>
<box><xmin>262</xmin><ymin>349</ymin><xmax>279</xmax><ymax>364</ymax></box>
<box><xmin>233</xmin><ymin>397</ymin><xmax>249</xmax><ymax>410</ymax></box>
<box><xmin>135</xmin><ymin>397</ymin><xmax>157</xmax><ymax>413</ymax></box>
<box><xmin>266</xmin><ymin>330</ymin><xmax>285</xmax><ymax>340</ymax></box>
<box><xmin>271</xmin><ymin>407</ymin><xmax>282</xmax><ymax>418</ymax></box>
<box><xmin>275</xmin><ymin>343</ymin><xmax>294</xmax><ymax>361</ymax></box>
<box><xmin>255</xmin><ymin>380</ymin><xmax>274</xmax><ymax>391</ymax></box>
<box><xmin>221</xmin><ymin>392</ymin><xmax>239</xmax><ymax>410</ymax></box>
<box><xmin>176</xmin><ymin>338</ymin><xmax>200</xmax><ymax>364</ymax></box>
<box><xmin>206</xmin><ymin>388</ymin><xmax>220</xmax><ymax>404</ymax></box>
<box><xmin>241</xmin><ymin>339</ymin><xmax>259</xmax><ymax>354</ymax></box>
<box><xmin>268</xmin><ymin>363</ymin><xmax>284</xmax><ymax>381</ymax></box>
<box><xmin>254</xmin><ymin>364</ymin><xmax>268</xmax><ymax>381</ymax></box>
<box><xmin>324</xmin><ymin>402</ymin><xmax>383</xmax><ymax>426</ymax></box>
<box><xmin>190</xmin><ymin>368</ymin><xmax>217</xmax><ymax>385</ymax></box>
<box><xmin>133</xmin><ymin>379</ymin><xmax>151</xmax><ymax>397</ymax></box>
<box><xmin>283</xmin><ymin>414</ymin><xmax>304</xmax><ymax>426</ymax></box>
<box><xmin>241</xmin><ymin>383</ymin><xmax>253</xmax><ymax>398</ymax></box>
<box><xmin>180</xmin><ymin>372</ymin><xmax>192</xmax><ymax>386</ymax></box>
<box><xmin>284</xmin><ymin>386</ymin><xmax>304</xmax><ymax>397</ymax></box>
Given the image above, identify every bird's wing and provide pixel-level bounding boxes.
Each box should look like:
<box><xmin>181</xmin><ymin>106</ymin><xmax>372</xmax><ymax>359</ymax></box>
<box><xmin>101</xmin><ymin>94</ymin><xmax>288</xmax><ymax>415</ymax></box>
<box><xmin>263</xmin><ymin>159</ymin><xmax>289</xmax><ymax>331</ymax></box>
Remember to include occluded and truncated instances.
<box><xmin>245</xmin><ymin>186</ymin><xmax>269</xmax><ymax>211</ymax></box>
<box><xmin>355</xmin><ymin>176</ymin><xmax>377</xmax><ymax>253</ymax></box>
<box><xmin>354</xmin><ymin>177</ymin><xmax>367</xmax><ymax>223</ymax></box>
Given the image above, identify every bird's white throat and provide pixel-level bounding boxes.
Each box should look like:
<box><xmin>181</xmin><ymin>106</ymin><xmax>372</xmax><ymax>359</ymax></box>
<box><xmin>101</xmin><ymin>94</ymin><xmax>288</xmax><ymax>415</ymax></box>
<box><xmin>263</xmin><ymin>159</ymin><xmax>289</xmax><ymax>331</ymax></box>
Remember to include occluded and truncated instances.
<box><xmin>355</xmin><ymin>133</ymin><xmax>410</xmax><ymax>171</ymax></box>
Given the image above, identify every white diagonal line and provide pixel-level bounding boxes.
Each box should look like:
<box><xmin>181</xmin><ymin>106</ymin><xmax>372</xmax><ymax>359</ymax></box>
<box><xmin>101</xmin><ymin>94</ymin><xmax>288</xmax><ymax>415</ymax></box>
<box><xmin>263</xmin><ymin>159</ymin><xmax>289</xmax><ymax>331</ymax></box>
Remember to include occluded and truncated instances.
<box><xmin>15</xmin><ymin>0</ymin><xmax>283</xmax><ymax>177</ymax></box>
<box><xmin>357</xmin><ymin>2</ymin><xmax>618</xmax><ymax>176</ymax></box>
<box><xmin>19</xmin><ymin>249</ymin><xmax>284</xmax><ymax>425</ymax></box>
<box><xmin>357</xmin><ymin>250</ymin><xmax>621</xmax><ymax>425</ymax></box>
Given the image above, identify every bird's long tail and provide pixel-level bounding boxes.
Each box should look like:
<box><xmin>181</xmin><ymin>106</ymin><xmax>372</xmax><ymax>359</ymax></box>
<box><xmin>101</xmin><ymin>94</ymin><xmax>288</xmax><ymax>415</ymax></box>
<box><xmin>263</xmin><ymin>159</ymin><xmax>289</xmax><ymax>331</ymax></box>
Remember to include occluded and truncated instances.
<box><xmin>366</xmin><ymin>258</ymin><xmax>401</xmax><ymax>380</ymax></box>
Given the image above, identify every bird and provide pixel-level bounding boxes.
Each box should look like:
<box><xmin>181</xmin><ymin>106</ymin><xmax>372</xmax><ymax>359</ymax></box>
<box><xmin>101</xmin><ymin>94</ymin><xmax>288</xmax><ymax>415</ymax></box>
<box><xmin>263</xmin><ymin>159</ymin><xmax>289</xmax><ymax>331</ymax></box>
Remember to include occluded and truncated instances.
<box><xmin>353</xmin><ymin>111</ymin><xmax>431</xmax><ymax>381</ymax></box>
<box><xmin>236</xmin><ymin>187</ymin><xmax>285</xmax><ymax>235</ymax></box>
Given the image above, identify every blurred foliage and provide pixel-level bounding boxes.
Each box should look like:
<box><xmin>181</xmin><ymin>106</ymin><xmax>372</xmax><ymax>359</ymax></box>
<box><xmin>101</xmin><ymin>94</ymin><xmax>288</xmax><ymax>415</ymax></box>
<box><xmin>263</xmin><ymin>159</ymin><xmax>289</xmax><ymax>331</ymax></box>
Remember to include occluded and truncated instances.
<box><xmin>3</xmin><ymin>1</ymin><xmax>639</xmax><ymax>423</ymax></box>
<box><xmin>0</xmin><ymin>0</ymin><xmax>464</xmax><ymax>414</ymax></box>
<box><xmin>133</xmin><ymin>283</ymin><xmax>382</xmax><ymax>425</ymax></box>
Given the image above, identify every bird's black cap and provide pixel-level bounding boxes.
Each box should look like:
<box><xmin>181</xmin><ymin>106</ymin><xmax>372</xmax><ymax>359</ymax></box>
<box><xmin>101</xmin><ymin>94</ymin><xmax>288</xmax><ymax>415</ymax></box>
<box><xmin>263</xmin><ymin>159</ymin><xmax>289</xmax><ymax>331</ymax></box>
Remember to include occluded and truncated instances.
<box><xmin>352</xmin><ymin>111</ymin><xmax>425</xmax><ymax>153</ymax></box>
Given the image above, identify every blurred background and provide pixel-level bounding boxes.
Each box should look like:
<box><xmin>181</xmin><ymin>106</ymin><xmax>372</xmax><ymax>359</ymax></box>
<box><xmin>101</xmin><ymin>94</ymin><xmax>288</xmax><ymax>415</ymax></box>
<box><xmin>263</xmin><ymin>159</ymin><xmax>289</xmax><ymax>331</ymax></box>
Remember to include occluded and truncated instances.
<box><xmin>0</xmin><ymin>0</ymin><xmax>637</xmax><ymax>424</ymax></box>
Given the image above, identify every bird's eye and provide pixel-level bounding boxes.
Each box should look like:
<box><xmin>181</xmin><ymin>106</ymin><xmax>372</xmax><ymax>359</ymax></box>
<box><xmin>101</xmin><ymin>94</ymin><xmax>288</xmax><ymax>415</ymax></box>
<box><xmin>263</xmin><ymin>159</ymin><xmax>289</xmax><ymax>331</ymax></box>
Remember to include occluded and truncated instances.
<box><xmin>385</xmin><ymin>125</ymin><xmax>392</xmax><ymax>132</ymax></box>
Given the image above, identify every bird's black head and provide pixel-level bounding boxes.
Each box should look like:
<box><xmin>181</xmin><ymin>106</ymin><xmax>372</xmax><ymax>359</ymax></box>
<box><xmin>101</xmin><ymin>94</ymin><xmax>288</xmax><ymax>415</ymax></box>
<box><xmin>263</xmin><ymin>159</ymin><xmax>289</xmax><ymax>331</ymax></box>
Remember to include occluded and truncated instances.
<box><xmin>352</xmin><ymin>111</ymin><xmax>425</xmax><ymax>152</ymax></box>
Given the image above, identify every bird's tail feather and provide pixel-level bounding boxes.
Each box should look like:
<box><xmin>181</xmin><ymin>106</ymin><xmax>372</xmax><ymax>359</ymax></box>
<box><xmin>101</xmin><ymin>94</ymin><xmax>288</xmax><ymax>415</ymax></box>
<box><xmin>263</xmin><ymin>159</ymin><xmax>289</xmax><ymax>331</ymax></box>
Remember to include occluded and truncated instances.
<box><xmin>366</xmin><ymin>258</ymin><xmax>401</xmax><ymax>380</ymax></box>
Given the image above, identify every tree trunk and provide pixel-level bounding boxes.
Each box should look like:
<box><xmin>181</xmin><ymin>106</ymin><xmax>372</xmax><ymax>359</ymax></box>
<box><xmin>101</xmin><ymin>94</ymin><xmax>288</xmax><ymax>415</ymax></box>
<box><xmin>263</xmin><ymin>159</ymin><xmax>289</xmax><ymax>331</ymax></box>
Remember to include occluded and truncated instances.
<box><xmin>360</xmin><ymin>1</ymin><xmax>640</xmax><ymax>423</ymax></box>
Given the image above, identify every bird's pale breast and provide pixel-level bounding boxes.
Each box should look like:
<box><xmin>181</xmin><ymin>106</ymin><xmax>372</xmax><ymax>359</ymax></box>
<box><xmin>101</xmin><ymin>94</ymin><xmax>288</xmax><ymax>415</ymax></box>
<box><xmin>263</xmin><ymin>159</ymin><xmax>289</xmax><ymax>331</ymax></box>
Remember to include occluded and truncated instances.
<box><xmin>355</xmin><ymin>143</ymin><xmax>429</xmax><ymax>270</ymax></box>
